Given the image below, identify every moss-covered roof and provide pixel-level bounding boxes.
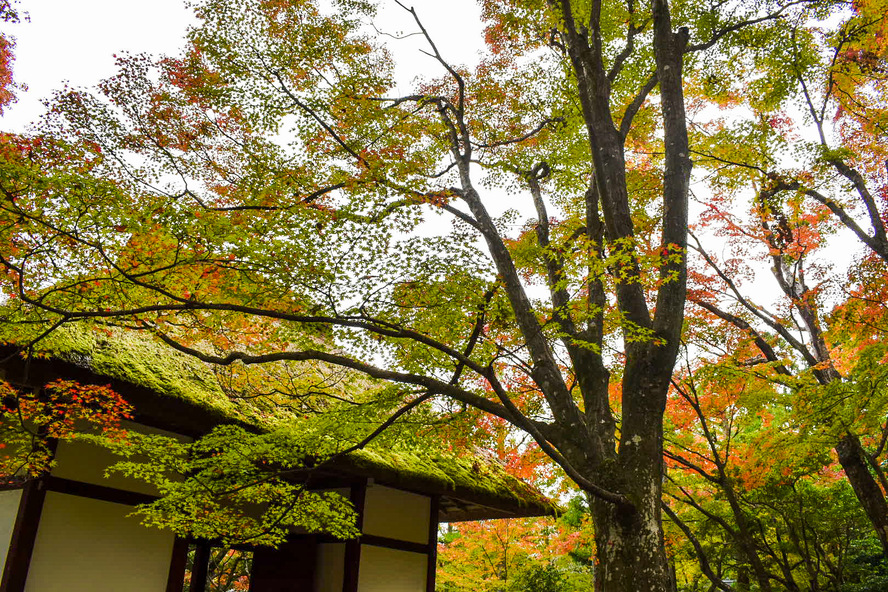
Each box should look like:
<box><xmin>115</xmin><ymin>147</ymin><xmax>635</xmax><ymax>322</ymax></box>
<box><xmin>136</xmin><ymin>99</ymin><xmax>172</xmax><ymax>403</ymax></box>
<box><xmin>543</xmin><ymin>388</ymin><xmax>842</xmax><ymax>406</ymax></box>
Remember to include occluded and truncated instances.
<box><xmin>0</xmin><ymin>324</ymin><xmax>558</xmax><ymax>520</ymax></box>
<box><xmin>24</xmin><ymin>325</ymin><xmax>248</xmax><ymax>418</ymax></box>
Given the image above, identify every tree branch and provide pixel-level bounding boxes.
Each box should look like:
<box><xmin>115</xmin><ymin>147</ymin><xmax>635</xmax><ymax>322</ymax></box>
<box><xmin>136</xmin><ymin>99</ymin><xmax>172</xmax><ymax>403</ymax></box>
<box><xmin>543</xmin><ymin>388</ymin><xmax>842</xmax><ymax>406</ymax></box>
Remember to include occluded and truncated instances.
<box><xmin>662</xmin><ymin>503</ymin><xmax>735</xmax><ymax>592</ymax></box>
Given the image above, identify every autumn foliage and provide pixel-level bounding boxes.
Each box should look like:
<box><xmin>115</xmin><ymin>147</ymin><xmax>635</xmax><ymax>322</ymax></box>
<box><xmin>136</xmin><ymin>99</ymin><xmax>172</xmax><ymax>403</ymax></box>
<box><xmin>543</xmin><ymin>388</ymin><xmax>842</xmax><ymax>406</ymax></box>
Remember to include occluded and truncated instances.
<box><xmin>2</xmin><ymin>0</ymin><xmax>888</xmax><ymax>590</ymax></box>
<box><xmin>0</xmin><ymin>377</ymin><xmax>132</xmax><ymax>481</ymax></box>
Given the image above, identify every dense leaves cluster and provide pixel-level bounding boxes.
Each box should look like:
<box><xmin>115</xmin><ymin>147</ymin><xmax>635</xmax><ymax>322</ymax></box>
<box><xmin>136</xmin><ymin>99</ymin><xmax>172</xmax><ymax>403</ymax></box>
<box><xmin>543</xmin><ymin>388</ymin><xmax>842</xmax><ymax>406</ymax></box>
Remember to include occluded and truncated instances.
<box><xmin>92</xmin><ymin>425</ymin><xmax>361</xmax><ymax>545</ymax></box>
<box><xmin>0</xmin><ymin>378</ymin><xmax>132</xmax><ymax>481</ymax></box>
<box><xmin>438</xmin><ymin>496</ymin><xmax>595</xmax><ymax>592</ymax></box>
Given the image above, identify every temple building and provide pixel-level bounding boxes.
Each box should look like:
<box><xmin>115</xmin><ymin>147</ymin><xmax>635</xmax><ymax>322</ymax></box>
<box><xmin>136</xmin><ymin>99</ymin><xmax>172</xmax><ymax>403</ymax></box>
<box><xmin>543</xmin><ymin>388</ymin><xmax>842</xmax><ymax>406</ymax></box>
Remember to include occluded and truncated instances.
<box><xmin>0</xmin><ymin>328</ymin><xmax>556</xmax><ymax>592</ymax></box>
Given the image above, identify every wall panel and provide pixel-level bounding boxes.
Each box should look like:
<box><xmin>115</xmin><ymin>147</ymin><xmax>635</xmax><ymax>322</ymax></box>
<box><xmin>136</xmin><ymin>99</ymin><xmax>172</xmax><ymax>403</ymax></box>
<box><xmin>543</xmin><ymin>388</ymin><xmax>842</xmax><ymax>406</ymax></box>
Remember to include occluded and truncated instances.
<box><xmin>51</xmin><ymin>422</ymin><xmax>187</xmax><ymax>496</ymax></box>
<box><xmin>25</xmin><ymin>492</ymin><xmax>174</xmax><ymax>592</ymax></box>
<box><xmin>314</xmin><ymin>542</ymin><xmax>346</xmax><ymax>592</ymax></box>
<box><xmin>0</xmin><ymin>489</ymin><xmax>22</xmax><ymax>571</ymax></box>
<box><xmin>357</xmin><ymin>545</ymin><xmax>427</xmax><ymax>592</ymax></box>
<box><xmin>362</xmin><ymin>486</ymin><xmax>430</xmax><ymax>544</ymax></box>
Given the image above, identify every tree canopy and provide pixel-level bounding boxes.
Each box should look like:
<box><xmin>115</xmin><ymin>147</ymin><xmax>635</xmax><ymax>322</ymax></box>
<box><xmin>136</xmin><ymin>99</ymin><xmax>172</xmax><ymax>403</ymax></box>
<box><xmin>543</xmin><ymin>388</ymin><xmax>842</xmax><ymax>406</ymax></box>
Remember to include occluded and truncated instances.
<box><xmin>1</xmin><ymin>0</ymin><xmax>887</xmax><ymax>590</ymax></box>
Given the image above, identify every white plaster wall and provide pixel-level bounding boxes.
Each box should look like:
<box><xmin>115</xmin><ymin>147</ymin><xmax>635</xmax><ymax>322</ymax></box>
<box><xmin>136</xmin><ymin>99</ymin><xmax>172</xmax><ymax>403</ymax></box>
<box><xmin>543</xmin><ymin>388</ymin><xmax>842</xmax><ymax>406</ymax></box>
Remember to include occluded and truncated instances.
<box><xmin>50</xmin><ymin>439</ymin><xmax>162</xmax><ymax>495</ymax></box>
<box><xmin>25</xmin><ymin>492</ymin><xmax>174</xmax><ymax>592</ymax></box>
<box><xmin>362</xmin><ymin>485</ymin><xmax>430</xmax><ymax>544</ymax></box>
<box><xmin>0</xmin><ymin>489</ymin><xmax>22</xmax><ymax>571</ymax></box>
<box><xmin>51</xmin><ymin>421</ymin><xmax>189</xmax><ymax>496</ymax></box>
<box><xmin>357</xmin><ymin>545</ymin><xmax>428</xmax><ymax>592</ymax></box>
<box><xmin>314</xmin><ymin>542</ymin><xmax>346</xmax><ymax>592</ymax></box>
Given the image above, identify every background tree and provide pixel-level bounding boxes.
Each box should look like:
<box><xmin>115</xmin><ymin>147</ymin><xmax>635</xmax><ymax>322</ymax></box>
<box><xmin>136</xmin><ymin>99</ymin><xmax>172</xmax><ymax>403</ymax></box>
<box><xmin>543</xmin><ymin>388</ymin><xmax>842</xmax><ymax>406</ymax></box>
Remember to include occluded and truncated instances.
<box><xmin>678</xmin><ymin>2</ymin><xmax>888</xmax><ymax>558</ymax></box>
<box><xmin>437</xmin><ymin>498</ymin><xmax>595</xmax><ymax>592</ymax></box>
<box><xmin>686</xmin><ymin>135</ymin><xmax>888</xmax><ymax>559</ymax></box>
<box><xmin>662</xmin><ymin>342</ymin><xmax>884</xmax><ymax>591</ymax></box>
<box><xmin>0</xmin><ymin>0</ymin><xmax>23</xmax><ymax>115</ymax></box>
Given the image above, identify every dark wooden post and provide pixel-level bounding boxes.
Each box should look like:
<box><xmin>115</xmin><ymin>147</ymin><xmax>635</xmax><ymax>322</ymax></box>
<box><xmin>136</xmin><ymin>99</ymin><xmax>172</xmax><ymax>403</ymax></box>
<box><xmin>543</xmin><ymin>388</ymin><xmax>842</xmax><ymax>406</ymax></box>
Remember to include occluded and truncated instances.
<box><xmin>0</xmin><ymin>478</ymin><xmax>49</xmax><ymax>592</ymax></box>
<box><xmin>426</xmin><ymin>495</ymin><xmax>440</xmax><ymax>592</ymax></box>
<box><xmin>189</xmin><ymin>542</ymin><xmax>211</xmax><ymax>592</ymax></box>
<box><xmin>342</xmin><ymin>480</ymin><xmax>367</xmax><ymax>592</ymax></box>
<box><xmin>165</xmin><ymin>537</ymin><xmax>190</xmax><ymax>592</ymax></box>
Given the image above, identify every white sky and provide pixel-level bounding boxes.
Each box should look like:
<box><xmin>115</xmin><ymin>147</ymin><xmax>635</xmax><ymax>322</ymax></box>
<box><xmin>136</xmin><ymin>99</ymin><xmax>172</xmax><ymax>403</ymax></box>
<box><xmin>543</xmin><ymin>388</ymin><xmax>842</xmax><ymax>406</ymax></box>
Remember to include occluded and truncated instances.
<box><xmin>2</xmin><ymin>0</ymin><xmax>192</xmax><ymax>131</ymax></box>
<box><xmin>1</xmin><ymin>0</ymin><xmax>486</xmax><ymax>132</ymax></box>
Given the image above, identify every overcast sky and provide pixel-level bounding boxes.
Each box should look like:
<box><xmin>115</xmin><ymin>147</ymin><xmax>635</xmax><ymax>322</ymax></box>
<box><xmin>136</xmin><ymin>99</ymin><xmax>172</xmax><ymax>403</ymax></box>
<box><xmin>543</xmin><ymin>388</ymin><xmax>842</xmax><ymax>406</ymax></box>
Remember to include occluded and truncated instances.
<box><xmin>1</xmin><ymin>0</ymin><xmax>486</xmax><ymax>132</ymax></box>
<box><xmin>3</xmin><ymin>0</ymin><xmax>191</xmax><ymax>131</ymax></box>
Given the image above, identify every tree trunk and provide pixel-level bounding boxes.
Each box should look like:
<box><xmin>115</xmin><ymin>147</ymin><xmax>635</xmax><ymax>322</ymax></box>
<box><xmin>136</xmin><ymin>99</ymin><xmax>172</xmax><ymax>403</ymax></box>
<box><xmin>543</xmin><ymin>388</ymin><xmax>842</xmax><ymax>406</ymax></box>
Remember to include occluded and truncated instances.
<box><xmin>586</xmin><ymin>385</ymin><xmax>672</xmax><ymax>592</ymax></box>
<box><xmin>836</xmin><ymin>433</ymin><xmax>888</xmax><ymax>558</ymax></box>
<box><xmin>590</xmin><ymin>492</ymin><xmax>671</xmax><ymax>592</ymax></box>
<box><xmin>543</xmin><ymin>1</ymin><xmax>689</xmax><ymax>588</ymax></box>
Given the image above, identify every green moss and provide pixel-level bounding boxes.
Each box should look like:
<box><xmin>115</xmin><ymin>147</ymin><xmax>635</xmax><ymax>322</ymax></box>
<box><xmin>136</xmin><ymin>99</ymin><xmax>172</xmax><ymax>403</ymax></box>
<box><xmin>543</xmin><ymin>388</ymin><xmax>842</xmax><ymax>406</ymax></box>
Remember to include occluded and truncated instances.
<box><xmin>350</xmin><ymin>448</ymin><xmax>559</xmax><ymax>512</ymax></box>
<box><xmin>16</xmin><ymin>325</ymin><xmax>250</xmax><ymax>422</ymax></box>
<box><xmin>3</xmin><ymin>323</ymin><xmax>556</xmax><ymax>513</ymax></box>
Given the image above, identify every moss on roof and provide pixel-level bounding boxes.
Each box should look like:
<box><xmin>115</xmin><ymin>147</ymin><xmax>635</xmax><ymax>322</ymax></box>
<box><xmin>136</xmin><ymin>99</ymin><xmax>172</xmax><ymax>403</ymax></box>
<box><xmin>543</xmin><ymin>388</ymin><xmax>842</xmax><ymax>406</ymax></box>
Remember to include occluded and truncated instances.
<box><xmin>2</xmin><ymin>323</ymin><xmax>557</xmax><ymax>516</ymax></box>
<box><xmin>10</xmin><ymin>325</ymin><xmax>254</xmax><ymax>423</ymax></box>
<box><xmin>349</xmin><ymin>448</ymin><xmax>557</xmax><ymax>513</ymax></box>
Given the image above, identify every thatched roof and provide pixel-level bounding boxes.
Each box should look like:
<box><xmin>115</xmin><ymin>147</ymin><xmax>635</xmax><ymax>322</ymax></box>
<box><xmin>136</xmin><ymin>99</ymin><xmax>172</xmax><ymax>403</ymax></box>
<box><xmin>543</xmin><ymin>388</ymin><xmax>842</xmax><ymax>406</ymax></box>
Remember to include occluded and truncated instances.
<box><xmin>0</xmin><ymin>325</ymin><xmax>558</xmax><ymax>521</ymax></box>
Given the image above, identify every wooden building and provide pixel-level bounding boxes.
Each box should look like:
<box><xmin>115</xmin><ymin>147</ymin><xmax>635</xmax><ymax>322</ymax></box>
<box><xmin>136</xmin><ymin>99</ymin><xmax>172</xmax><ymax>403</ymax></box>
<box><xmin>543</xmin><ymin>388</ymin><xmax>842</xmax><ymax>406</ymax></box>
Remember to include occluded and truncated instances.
<box><xmin>0</xmin><ymin>329</ymin><xmax>556</xmax><ymax>592</ymax></box>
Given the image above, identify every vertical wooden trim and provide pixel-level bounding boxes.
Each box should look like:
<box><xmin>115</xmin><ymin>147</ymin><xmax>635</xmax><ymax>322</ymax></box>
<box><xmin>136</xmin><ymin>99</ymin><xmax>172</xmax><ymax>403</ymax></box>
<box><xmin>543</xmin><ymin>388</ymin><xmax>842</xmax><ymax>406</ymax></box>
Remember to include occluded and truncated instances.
<box><xmin>165</xmin><ymin>537</ymin><xmax>189</xmax><ymax>592</ymax></box>
<box><xmin>0</xmin><ymin>435</ymin><xmax>54</xmax><ymax>592</ymax></box>
<box><xmin>0</xmin><ymin>478</ymin><xmax>49</xmax><ymax>592</ymax></box>
<box><xmin>189</xmin><ymin>542</ymin><xmax>211</xmax><ymax>592</ymax></box>
<box><xmin>342</xmin><ymin>480</ymin><xmax>367</xmax><ymax>592</ymax></box>
<box><xmin>426</xmin><ymin>495</ymin><xmax>440</xmax><ymax>592</ymax></box>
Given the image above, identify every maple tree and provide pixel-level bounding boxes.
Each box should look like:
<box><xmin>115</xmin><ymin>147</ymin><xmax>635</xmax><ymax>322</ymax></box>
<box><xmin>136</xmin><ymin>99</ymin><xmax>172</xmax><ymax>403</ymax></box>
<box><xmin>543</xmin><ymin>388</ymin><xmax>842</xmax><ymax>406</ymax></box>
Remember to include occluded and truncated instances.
<box><xmin>662</xmin><ymin>346</ymin><xmax>851</xmax><ymax>590</ymax></box>
<box><xmin>674</xmin><ymin>228</ymin><xmax>888</xmax><ymax>588</ymax></box>
<box><xmin>180</xmin><ymin>545</ymin><xmax>253</xmax><ymax>591</ymax></box>
<box><xmin>686</xmin><ymin>199</ymin><xmax>888</xmax><ymax>545</ymax></box>
<box><xmin>665</xmin><ymin>1</ymin><xmax>888</xmax><ymax>571</ymax></box>
<box><xmin>686</xmin><ymin>139</ymin><xmax>888</xmax><ymax>561</ymax></box>
<box><xmin>0</xmin><ymin>377</ymin><xmax>132</xmax><ymax>482</ymax></box>
<box><xmin>435</xmin><ymin>415</ymin><xmax>593</xmax><ymax>591</ymax></box>
<box><xmin>664</xmin><ymin>59</ymin><xmax>888</xmax><ymax>585</ymax></box>
<box><xmin>649</xmin><ymin>8</ymin><xmax>888</xmax><ymax>574</ymax></box>
<box><xmin>0</xmin><ymin>0</ymin><xmax>872</xmax><ymax>589</ymax></box>
<box><xmin>437</xmin><ymin>502</ymin><xmax>595</xmax><ymax>592</ymax></box>
<box><xmin>198</xmin><ymin>547</ymin><xmax>253</xmax><ymax>592</ymax></box>
<box><xmin>0</xmin><ymin>0</ymin><xmax>22</xmax><ymax>115</ymax></box>
<box><xmin>660</xmin><ymin>340</ymin><xmax>888</xmax><ymax>590</ymax></box>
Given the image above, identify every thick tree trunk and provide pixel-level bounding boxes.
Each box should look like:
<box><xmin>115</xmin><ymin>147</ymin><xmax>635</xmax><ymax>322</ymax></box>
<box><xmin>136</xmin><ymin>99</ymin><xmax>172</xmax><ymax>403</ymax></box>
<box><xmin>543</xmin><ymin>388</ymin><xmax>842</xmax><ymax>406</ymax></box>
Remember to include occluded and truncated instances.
<box><xmin>590</xmin><ymin>490</ymin><xmax>671</xmax><ymax>592</ymax></box>
<box><xmin>544</xmin><ymin>1</ymin><xmax>689</xmax><ymax>589</ymax></box>
<box><xmin>736</xmin><ymin>566</ymin><xmax>751</xmax><ymax>591</ymax></box>
<box><xmin>836</xmin><ymin>433</ymin><xmax>888</xmax><ymax>557</ymax></box>
<box><xmin>585</xmin><ymin>376</ymin><xmax>673</xmax><ymax>592</ymax></box>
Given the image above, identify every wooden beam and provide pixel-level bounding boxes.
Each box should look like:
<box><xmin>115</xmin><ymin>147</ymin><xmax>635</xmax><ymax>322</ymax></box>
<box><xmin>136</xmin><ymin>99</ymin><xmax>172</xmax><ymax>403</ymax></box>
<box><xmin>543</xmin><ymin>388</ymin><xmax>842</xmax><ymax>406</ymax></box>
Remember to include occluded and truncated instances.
<box><xmin>426</xmin><ymin>495</ymin><xmax>440</xmax><ymax>592</ymax></box>
<box><xmin>0</xmin><ymin>478</ymin><xmax>48</xmax><ymax>592</ymax></box>
<box><xmin>0</xmin><ymin>481</ymin><xmax>25</xmax><ymax>492</ymax></box>
<box><xmin>44</xmin><ymin>476</ymin><xmax>157</xmax><ymax>507</ymax></box>
<box><xmin>342</xmin><ymin>480</ymin><xmax>366</xmax><ymax>592</ymax></box>
<box><xmin>359</xmin><ymin>534</ymin><xmax>427</xmax><ymax>555</ymax></box>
